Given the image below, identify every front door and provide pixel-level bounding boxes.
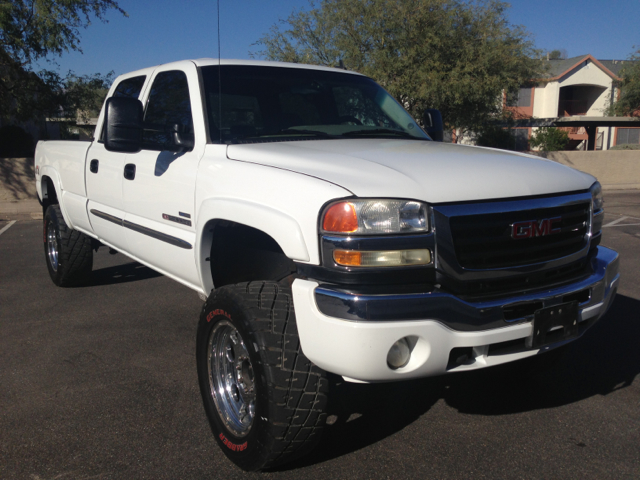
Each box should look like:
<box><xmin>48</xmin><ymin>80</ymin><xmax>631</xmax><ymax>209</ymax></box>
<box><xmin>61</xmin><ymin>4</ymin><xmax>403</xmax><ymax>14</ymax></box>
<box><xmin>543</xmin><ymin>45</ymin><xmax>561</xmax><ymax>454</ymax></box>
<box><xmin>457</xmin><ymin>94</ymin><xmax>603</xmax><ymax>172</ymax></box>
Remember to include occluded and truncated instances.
<box><xmin>86</xmin><ymin>74</ymin><xmax>148</xmax><ymax>249</ymax></box>
<box><xmin>121</xmin><ymin>64</ymin><xmax>205</xmax><ymax>289</ymax></box>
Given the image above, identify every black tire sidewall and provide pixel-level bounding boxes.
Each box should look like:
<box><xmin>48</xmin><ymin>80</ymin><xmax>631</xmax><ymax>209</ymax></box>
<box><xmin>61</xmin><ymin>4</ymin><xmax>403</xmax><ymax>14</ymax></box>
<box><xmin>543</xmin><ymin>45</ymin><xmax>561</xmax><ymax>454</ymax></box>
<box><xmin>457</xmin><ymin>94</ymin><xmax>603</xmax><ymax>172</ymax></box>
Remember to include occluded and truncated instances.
<box><xmin>44</xmin><ymin>205</ymin><xmax>64</xmax><ymax>285</ymax></box>
<box><xmin>196</xmin><ymin>291</ymin><xmax>272</xmax><ymax>471</ymax></box>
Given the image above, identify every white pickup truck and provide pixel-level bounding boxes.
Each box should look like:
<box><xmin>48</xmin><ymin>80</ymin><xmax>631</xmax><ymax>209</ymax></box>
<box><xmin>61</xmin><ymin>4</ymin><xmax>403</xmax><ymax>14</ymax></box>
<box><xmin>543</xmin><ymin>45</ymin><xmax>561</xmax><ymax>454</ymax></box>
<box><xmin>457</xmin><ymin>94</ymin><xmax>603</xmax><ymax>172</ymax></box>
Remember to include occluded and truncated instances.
<box><xmin>35</xmin><ymin>59</ymin><xmax>619</xmax><ymax>471</ymax></box>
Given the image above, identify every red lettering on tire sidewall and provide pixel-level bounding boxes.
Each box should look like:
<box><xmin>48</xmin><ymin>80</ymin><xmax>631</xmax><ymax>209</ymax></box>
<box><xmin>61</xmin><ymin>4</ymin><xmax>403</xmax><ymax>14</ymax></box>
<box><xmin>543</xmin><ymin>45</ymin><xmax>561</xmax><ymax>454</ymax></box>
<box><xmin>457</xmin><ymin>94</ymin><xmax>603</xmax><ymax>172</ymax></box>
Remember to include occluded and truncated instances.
<box><xmin>219</xmin><ymin>433</ymin><xmax>248</xmax><ymax>452</ymax></box>
<box><xmin>207</xmin><ymin>309</ymin><xmax>232</xmax><ymax>323</ymax></box>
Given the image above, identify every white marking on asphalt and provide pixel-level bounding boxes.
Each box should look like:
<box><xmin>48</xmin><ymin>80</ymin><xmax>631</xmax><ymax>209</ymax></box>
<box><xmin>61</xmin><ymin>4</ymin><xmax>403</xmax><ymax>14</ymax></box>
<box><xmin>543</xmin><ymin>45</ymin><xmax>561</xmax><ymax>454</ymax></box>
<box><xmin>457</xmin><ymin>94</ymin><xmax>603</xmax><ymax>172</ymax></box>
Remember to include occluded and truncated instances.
<box><xmin>0</xmin><ymin>220</ymin><xmax>17</xmax><ymax>237</ymax></box>
<box><xmin>602</xmin><ymin>216</ymin><xmax>628</xmax><ymax>227</ymax></box>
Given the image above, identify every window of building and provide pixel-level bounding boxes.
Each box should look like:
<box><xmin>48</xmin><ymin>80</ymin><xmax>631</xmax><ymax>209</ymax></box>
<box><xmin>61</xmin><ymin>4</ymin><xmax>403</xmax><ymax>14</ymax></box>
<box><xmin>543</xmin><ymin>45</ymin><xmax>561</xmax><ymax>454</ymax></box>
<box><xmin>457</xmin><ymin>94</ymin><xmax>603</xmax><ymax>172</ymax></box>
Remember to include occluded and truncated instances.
<box><xmin>617</xmin><ymin>128</ymin><xmax>640</xmax><ymax>145</ymax></box>
<box><xmin>506</xmin><ymin>88</ymin><xmax>532</xmax><ymax>108</ymax></box>
<box><xmin>143</xmin><ymin>71</ymin><xmax>193</xmax><ymax>151</ymax></box>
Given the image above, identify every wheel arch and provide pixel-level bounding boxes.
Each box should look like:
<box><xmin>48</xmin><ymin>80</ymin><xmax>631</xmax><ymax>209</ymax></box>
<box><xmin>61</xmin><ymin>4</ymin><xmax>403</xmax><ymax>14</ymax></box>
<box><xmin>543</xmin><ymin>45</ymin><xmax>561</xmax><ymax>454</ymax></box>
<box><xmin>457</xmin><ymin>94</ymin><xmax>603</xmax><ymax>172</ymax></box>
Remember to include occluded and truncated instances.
<box><xmin>196</xmin><ymin>199</ymin><xmax>310</xmax><ymax>293</ymax></box>
<box><xmin>39</xmin><ymin>169</ymin><xmax>66</xmax><ymax>220</ymax></box>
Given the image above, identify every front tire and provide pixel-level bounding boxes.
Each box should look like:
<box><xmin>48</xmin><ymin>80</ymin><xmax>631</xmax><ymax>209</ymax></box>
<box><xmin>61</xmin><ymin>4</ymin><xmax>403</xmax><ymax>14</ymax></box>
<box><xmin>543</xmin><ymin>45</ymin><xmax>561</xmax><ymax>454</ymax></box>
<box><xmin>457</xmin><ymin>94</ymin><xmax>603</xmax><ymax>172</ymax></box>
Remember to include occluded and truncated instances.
<box><xmin>44</xmin><ymin>204</ymin><xmax>93</xmax><ymax>287</ymax></box>
<box><xmin>196</xmin><ymin>282</ymin><xmax>328</xmax><ymax>471</ymax></box>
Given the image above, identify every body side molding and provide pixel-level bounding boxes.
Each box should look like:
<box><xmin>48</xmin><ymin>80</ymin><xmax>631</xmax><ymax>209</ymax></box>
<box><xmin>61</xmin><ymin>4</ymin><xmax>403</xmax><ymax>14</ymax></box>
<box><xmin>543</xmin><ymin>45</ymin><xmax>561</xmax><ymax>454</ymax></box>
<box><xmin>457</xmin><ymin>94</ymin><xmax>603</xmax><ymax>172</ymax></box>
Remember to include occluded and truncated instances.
<box><xmin>90</xmin><ymin>209</ymin><xmax>193</xmax><ymax>249</ymax></box>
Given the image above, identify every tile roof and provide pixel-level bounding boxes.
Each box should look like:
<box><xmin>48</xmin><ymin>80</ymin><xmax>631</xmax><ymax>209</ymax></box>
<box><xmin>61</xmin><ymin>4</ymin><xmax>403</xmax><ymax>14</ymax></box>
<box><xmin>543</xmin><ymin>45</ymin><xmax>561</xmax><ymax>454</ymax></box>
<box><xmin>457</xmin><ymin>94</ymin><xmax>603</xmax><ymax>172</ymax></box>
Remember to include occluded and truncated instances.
<box><xmin>545</xmin><ymin>55</ymin><xmax>590</xmax><ymax>77</ymax></box>
<box><xmin>598</xmin><ymin>59</ymin><xmax>633</xmax><ymax>76</ymax></box>
<box><xmin>543</xmin><ymin>55</ymin><xmax>636</xmax><ymax>80</ymax></box>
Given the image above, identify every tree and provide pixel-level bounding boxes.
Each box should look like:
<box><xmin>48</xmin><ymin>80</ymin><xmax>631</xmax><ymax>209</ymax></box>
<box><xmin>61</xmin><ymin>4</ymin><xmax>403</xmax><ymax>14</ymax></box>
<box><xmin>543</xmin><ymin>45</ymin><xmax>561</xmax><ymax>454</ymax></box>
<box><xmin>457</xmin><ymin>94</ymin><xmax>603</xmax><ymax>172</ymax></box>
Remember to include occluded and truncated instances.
<box><xmin>253</xmin><ymin>0</ymin><xmax>546</xmax><ymax>136</ymax></box>
<box><xmin>609</xmin><ymin>48</ymin><xmax>640</xmax><ymax>117</ymax></box>
<box><xmin>476</xmin><ymin>125</ymin><xmax>517</xmax><ymax>150</ymax></box>
<box><xmin>548</xmin><ymin>49</ymin><xmax>567</xmax><ymax>60</ymax></box>
<box><xmin>529</xmin><ymin>127</ymin><xmax>569</xmax><ymax>152</ymax></box>
<box><xmin>0</xmin><ymin>0</ymin><xmax>125</xmax><ymax>122</ymax></box>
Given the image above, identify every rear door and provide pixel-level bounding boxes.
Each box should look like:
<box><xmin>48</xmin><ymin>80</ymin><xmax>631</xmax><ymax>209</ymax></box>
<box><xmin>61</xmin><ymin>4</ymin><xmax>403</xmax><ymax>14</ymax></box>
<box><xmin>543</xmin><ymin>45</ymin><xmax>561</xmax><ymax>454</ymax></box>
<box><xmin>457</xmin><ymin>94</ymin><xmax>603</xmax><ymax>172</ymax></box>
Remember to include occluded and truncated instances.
<box><xmin>86</xmin><ymin>75</ymin><xmax>148</xmax><ymax>248</ymax></box>
<box><xmin>121</xmin><ymin>63</ymin><xmax>206</xmax><ymax>289</ymax></box>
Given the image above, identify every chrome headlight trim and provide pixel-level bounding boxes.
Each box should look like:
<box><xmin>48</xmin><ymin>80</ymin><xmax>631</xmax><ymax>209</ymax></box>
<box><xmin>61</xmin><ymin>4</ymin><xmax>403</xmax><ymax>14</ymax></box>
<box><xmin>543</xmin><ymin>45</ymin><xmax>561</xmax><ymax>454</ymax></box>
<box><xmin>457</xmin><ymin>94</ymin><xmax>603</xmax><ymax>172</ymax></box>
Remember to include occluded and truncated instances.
<box><xmin>321</xmin><ymin>198</ymin><xmax>430</xmax><ymax>235</ymax></box>
<box><xmin>590</xmin><ymin>181</ymin><xmax>604</xmax><ymax>213</ymax></box>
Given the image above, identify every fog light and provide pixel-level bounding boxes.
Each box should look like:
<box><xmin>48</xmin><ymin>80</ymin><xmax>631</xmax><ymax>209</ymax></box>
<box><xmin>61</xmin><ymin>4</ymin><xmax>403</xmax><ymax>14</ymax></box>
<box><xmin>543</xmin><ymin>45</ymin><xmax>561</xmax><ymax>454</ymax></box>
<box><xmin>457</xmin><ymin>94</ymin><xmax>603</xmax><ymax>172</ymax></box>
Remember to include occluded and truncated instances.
<box><xmin>387</xmin><ymin>337</ymin><xmax>411</xmax><ymax>369</ymax></box>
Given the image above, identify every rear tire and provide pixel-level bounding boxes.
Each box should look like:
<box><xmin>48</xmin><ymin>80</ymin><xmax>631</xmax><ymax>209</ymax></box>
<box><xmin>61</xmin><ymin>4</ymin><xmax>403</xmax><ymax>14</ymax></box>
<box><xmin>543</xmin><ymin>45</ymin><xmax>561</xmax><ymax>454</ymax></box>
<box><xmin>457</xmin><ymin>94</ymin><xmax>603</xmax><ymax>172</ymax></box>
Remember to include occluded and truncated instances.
<box><xmin>44</xmin><ymin>204</ymin><xmax>93</xmax><ymax>287</ymax></box>
<box><xmin>196</xmin><ymin>281</ymin><xmax>328</xmax><ymax>471</ymax></box>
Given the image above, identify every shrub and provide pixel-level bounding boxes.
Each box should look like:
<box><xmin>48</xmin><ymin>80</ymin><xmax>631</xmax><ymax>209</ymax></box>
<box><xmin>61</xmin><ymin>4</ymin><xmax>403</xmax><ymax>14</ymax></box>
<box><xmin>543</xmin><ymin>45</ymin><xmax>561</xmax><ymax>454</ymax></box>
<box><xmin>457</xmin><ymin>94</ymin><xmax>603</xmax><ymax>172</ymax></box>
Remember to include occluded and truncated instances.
<box><xmin>529</xmin><ymin>127</ymin><xmax>569</xmax><ymax>151</ymax></box>
<box><xmin>610</xmin><ymin>143</ymin><xmax>640</xmax><ymax>150</ymax></box>
<box><xmin>476</xmin><ymin>126</ymin><xmax>518</xmax><ymax>150</ymax></box>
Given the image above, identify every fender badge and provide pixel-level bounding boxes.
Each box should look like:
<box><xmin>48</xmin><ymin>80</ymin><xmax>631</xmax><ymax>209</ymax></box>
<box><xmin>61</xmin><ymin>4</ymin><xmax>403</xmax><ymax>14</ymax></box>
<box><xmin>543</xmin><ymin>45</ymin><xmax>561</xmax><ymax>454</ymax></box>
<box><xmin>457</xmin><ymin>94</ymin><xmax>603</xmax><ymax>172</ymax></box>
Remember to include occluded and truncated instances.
<box><xmin>162</xmin><ymin>213</ymin><xmax>192</xmax><ymax>227</ymax></box>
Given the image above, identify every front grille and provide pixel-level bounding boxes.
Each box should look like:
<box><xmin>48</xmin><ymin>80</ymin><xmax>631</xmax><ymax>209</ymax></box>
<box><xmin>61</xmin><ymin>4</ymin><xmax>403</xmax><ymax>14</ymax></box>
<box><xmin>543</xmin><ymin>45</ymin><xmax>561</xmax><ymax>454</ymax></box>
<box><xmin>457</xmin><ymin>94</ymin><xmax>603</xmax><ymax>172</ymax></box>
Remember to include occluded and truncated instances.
<box><xmin>450</xmin><ymin>201</ymin><xmax>590</xmax><ymax>269</ymax></box>
<box><xmin>448</xmin><ymin>257</ymin><xmax>590</xmax><ymax>299</ymax></box>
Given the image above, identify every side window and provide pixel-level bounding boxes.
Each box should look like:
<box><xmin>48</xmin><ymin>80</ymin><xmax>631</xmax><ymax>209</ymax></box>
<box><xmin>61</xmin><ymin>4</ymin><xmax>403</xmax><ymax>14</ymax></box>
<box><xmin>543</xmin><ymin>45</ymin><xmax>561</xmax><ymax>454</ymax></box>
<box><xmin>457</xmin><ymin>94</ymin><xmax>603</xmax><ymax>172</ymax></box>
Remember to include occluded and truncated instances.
<box><xmin>113</xmin><ymin>76</ymin><xmax>146</xmax><ymax>99</ymax></box>
<box><xmin>99</xmin><ymin>75</ymin><xmax>146</xmax><ymax>142</ymax></box>
<box><xmin>143</xmin><ymin>70</ymin><xmax>193</xmax><ymax>151</ymax></box>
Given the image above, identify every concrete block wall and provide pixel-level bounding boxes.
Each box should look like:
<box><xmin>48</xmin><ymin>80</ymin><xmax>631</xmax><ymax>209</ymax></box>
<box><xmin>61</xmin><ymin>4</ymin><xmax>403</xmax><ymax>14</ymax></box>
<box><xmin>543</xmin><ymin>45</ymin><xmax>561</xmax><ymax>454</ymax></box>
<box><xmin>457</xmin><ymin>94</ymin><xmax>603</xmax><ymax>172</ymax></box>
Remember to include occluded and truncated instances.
<box><xmin>534</xmin><ymin>151</ymin><xmax>640</xmax><ymax>190</ymax></box>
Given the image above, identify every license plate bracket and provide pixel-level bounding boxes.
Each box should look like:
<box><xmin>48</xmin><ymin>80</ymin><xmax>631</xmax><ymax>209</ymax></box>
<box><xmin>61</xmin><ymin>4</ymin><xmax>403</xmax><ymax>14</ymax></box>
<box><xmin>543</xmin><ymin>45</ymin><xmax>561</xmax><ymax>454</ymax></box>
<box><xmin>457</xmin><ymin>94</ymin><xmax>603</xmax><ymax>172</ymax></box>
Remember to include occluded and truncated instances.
<box><xmin>532</xmin><ymin>301</ymin><xmax>579</xmax><ymax>348</ymax></box>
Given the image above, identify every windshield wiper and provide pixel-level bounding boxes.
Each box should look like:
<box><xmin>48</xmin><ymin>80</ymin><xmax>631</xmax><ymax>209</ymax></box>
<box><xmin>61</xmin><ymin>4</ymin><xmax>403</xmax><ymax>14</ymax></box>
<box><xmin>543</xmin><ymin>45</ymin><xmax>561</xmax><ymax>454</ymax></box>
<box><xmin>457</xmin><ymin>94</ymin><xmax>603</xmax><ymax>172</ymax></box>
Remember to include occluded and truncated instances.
<box><xmin>341</xmin><ymin>128</ymin><xmax>420</xmax><ymax>139</ymax></box>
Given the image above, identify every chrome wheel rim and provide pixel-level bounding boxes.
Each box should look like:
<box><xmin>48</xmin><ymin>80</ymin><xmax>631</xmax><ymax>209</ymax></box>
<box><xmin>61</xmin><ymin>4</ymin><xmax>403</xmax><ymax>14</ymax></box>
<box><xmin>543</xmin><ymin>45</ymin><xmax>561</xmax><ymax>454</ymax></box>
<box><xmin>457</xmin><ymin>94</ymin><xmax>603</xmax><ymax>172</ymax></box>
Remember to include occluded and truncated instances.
<box><xmin>208</xmin><ymin>320</ymin><xmax>256</xmax><ymax>437</ymax></box>
<box><xmin>47</xmin><ymin>221</ymin><xmax>59</xmax><ymax>272</ymax></box>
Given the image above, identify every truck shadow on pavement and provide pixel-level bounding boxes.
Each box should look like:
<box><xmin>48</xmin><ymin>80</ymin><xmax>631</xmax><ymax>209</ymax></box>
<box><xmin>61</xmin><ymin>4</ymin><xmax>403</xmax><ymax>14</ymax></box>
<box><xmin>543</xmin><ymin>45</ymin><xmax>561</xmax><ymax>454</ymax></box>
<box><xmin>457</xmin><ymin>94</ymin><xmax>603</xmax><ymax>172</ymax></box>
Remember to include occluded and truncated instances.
<box><xmin>89</xmin><ymin>261</ymin><xmax>163</xmax><ymax>286</ymax></box>
<box><xmin>281</xmin><ymin>293</ymin><xmax>640</xmax><ymax>470</ymax></box>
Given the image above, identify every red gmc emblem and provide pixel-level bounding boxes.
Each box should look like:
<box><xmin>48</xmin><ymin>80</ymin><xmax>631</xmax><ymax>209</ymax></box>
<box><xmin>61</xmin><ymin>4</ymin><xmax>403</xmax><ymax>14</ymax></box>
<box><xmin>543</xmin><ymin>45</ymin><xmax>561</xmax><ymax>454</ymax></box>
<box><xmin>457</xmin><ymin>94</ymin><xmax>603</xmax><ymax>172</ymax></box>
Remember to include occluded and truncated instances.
<box><xmin>511</xmin><ymin>217</ymin><xmax>562</xmax><ymax>239</ymax></box>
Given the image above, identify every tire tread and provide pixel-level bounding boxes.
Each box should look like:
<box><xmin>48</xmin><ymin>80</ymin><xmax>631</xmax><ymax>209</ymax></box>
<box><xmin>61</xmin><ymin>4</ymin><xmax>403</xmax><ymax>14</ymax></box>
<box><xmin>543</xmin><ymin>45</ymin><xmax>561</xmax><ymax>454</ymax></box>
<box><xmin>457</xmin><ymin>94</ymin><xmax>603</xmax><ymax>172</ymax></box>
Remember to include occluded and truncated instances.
<box><xmin>45</xmin><ymin>205</ymin><xmax>93</xmax><ymax>287</ymax></box>
<box><xmin>201</xmin><ymin>281</ymin><xmax>327</xmax><ymax>470</ymax></box>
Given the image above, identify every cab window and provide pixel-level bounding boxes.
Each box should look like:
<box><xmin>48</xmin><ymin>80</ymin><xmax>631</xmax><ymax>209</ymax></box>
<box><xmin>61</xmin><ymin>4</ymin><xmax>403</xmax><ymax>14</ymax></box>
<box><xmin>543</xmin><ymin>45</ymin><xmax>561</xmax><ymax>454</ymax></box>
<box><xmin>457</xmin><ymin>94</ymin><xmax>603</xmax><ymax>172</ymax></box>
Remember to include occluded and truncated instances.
<box><xmin>142</xmin><ymin>71</ymin><xmax>194</xmax><ymax>151</ymax></box>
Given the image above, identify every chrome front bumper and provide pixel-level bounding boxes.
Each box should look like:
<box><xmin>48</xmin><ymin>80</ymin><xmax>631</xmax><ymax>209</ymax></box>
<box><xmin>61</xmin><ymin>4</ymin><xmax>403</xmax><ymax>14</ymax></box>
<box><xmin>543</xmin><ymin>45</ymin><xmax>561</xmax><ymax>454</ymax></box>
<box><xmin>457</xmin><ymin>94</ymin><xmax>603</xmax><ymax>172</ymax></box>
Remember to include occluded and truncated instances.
<box><xmin>292</xmin><ymin>247</ymin><xmax>619</xmax><ymax>383</ymax></box>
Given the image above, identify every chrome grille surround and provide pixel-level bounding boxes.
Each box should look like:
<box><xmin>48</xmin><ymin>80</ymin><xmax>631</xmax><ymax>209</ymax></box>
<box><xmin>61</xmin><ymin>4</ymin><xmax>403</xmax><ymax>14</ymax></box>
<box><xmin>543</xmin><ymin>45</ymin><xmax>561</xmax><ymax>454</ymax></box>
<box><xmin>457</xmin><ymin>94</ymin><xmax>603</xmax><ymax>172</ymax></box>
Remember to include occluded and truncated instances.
<box><xmin>432</xmin><ymin>192</ymin><xmax>593</xmax><ymax>288</ymax></box>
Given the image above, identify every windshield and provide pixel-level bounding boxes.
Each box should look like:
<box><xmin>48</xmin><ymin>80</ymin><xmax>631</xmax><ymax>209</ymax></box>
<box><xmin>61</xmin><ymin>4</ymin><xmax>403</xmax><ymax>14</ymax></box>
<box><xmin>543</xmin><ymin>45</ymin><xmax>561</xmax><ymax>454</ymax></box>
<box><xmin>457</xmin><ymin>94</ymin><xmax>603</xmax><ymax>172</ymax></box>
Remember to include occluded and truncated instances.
<box><xmin>200</xmin><ymin>65</ymin><xmax>430</xmax><ymax>144</ymax></box>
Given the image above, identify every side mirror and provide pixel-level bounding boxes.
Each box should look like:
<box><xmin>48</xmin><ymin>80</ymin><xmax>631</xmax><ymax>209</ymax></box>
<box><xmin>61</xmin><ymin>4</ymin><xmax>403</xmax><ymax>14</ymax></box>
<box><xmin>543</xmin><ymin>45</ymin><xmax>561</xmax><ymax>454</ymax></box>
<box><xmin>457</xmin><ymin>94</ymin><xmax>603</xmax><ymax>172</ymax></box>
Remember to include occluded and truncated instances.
<box><xmin>423</xmin><ymin>109</ymin><xmax>444</xmax><ymax>142</ymax></box>
<box><xmin>171</xmin><ymin>123</ymin><xmax>195</xmax><ymax>151</ymax></box>
<box><xmin>104</xmin><ymin>97</ymin><xmax>143</xmax><ymax>153</ymax></box>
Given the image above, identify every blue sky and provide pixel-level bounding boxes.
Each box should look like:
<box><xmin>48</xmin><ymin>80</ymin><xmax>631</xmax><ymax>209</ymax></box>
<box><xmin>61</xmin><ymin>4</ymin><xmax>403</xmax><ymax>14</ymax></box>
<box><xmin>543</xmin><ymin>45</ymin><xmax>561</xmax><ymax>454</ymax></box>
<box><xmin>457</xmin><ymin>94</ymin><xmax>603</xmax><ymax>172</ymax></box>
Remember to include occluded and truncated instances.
<box><xmin>39</xmin><ymin>0</ymin><xmax>640</xmax><ymax>79</ymax></box>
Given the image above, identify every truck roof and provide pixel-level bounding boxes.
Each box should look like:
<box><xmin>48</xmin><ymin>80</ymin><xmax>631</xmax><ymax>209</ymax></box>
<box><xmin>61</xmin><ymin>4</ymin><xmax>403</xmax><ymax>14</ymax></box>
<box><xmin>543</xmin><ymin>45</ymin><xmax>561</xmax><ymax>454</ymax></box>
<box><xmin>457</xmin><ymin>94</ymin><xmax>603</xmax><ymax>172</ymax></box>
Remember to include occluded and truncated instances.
<box><xmin>118</xmin><ymin>58</ymin><xmax>364</xmax><ymax>80</ymax></box>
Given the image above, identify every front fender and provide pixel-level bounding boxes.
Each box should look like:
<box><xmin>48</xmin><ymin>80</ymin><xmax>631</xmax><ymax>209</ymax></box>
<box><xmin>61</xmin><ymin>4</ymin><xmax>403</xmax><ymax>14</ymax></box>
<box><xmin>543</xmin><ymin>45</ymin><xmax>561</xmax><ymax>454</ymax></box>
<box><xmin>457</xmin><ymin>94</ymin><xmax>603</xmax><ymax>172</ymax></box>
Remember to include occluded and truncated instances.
<box><xmin>195</xmin><ymin>198</ymin><xmax>310</xmax><ymax>293</ymax></box>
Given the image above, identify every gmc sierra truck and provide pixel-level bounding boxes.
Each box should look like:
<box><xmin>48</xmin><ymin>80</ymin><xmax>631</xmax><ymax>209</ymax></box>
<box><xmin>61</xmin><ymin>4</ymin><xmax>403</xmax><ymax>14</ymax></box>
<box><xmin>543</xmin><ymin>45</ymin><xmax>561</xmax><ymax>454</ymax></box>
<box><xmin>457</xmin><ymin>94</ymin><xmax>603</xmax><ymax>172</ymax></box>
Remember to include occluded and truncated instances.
<box><xmin>35</xmin><ymin>59</ymin><xmax>619</xmax><ymax>471</ymax></box>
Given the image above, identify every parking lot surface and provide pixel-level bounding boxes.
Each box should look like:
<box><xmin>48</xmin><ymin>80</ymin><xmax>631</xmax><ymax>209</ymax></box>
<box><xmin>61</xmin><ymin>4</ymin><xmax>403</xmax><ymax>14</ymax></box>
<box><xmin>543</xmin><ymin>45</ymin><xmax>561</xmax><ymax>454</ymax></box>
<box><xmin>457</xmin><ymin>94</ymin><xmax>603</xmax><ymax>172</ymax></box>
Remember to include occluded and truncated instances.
<box><xmin>1</xmin><ymin>191</ymin><xmax>639</xmax><ymax>479</ymax></box>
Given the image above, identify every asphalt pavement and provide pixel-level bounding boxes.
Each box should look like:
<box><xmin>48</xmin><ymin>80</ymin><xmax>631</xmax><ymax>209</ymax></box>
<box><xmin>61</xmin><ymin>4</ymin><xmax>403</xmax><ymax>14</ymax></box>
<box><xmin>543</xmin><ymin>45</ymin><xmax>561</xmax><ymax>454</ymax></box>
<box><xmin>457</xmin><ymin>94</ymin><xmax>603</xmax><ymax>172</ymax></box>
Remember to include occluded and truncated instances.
<box><xmin>0</xmin><ymin>191</ymin><xmax>639</xmax><ymax>479</ymax></box>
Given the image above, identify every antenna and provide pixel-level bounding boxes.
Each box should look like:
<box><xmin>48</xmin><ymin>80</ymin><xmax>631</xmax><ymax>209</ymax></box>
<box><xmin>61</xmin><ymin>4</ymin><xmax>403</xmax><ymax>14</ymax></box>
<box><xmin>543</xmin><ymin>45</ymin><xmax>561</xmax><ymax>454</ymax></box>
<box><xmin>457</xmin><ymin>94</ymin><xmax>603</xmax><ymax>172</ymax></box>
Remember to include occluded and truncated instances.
<box><xmin>217</xmin><ymin>0</ymin><xmax>222</xmax><ymax>143</ymax></box>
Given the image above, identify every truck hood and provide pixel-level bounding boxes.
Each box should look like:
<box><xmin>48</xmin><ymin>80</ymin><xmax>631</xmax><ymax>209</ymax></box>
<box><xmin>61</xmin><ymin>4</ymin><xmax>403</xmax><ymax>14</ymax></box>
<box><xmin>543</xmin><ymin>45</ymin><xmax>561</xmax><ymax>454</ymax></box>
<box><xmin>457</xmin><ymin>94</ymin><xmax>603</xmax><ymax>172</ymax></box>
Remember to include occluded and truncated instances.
<box><xmin>226</xmin><ymin>139</ymin><xmax>596</xmax><ymax>203</ymax></box>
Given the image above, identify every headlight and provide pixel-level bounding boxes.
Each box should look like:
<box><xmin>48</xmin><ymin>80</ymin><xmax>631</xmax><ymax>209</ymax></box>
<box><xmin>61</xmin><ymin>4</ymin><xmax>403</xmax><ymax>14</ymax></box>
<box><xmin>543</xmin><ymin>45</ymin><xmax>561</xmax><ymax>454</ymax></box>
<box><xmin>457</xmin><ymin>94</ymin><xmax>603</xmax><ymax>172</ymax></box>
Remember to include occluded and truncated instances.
<box><xmin>590</xmin><ymin>181</ymin><xmax>603</xmax><ymax>213</ymax></box>
<box><xmin>322</xmin><ymin>199</ymin><xmax>429</xmax><ymax>235</ymax></box>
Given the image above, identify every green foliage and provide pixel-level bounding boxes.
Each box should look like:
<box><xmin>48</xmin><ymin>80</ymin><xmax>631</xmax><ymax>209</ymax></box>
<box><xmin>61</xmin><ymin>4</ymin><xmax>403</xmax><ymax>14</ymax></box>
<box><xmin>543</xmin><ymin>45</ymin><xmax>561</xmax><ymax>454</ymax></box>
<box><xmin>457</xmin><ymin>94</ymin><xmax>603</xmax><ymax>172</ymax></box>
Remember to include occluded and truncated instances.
<box><xmin>476</xmin><ymin>125</ymin><xmax>517</xmax><ymax>150</ymax></box>
<box><xmin>549</xmin><ymin>50</ymin><xmax>562</xmax><ymax>60</ymax></box>
<box><xmin>609</xmin><ymin>48</ymin><xmax>640</xmax><ymax>118</ymax></box>
<box><xmin>610</xmin><ymin>143</ymin><xmax>640</xmax><ymax>150</ymax></box>
<box><xmin>529</xmin><ymin>127</ymin><xmax>569</xmax><ymax>152</ymax></box>
<box><xmin>0</xmin><ymin>0</ymin><xmax>125</xmax><ymax>122</ymax></box>
<box><xmin>253</xmin><ymin>0</ymin><xmax>546</xmax><ymax>135</ymax></box>
<box><xmin>0</xmin><ymin>125</ymin><xmax>34</xmax><ymax>156</ymax></box>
